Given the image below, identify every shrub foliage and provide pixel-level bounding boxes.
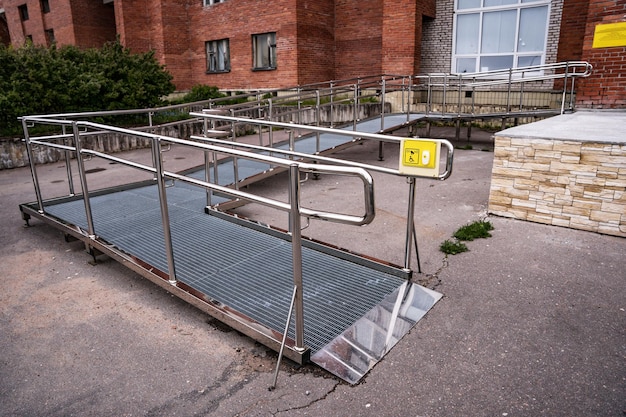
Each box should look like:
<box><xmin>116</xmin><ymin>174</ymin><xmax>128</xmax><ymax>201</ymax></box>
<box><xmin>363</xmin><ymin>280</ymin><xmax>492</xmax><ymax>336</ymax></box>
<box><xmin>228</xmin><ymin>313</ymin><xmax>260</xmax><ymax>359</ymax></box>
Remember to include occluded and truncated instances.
<box><xmin>0</xmin><ymin>40</ymin><xmax>175</xmax><ymax>136</ymax></box>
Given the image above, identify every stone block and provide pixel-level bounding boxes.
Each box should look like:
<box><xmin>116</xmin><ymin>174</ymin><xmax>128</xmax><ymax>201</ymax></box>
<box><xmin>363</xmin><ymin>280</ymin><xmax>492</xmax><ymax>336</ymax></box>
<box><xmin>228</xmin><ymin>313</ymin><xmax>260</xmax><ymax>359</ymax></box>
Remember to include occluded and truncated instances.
<box><xmin>553</xmin><ymin>141</ymin><xmax>582</xmax><ymax>153</ymax></box>
<box><xmin>601</xmin><ymin>201</ymin><xmax>626</xmax><ymax>214</ymax></box>
<box><xmin>490</xmin><ymin>177</ymin><xmax>515</xmax><ymax>188</ymax></box>
<box><xmin>568</xmin><ymin>215</ymin><xmax>599</xmax><ymax>231</ymax></box>
<box><xmin>512</xmin><ymin>198</ymin><xmax>536</xmax><ymax>209</ymax></box>
<box><xmin>488</xmin><ymin>192</ymin><xmax>513</xmax><ymax>206</ymax></box>
<box><xmin>554</xmin><ymin>194</ymin><xmax>574</xmax><ymax>206</ymax></box>
<box><xmin>590</xmin><ymin>210</ymin><xmax>622</xmax><ymax>223</ymax></box>
<box><xmin>605</xmin><ymin>178</ymin><xmax>626</xmax><ymax>188</ymax></box>
<box><xmin>574</xmin><ymin>176</ymin><xmax>606</xmax><ymax>186</ymax></box>
<box><xmin>514</xmin><ymin>178</ymin><xmax>540</xmax><ymax>190</ymax></box>
<box><xmin>551</xmin><ymin>215</ymin><xmax>571</xmax><ymax>227</ymax></box>
<box><xmin>597</xmin><ymin>223</ymin><xmax>623</xmax><ymax>236</ymax></box>
<box><xmin>560</xmin><ymin>154</ymin><xmax>581</xmax><ymax>163</ymax></box>
<box><xmin>534</xmin><ymin>150</ymin><xmax>561</xmax><ymax>161</ymax></box>
<box><xmin>563</xmin><ymin>205</ymin><xmax>591</xmax><ymax>216</ymax></box>
<box><xmin>521</xmin><ymin>162</ymin><xmax>551</xmax><ymax>172</ymax></box>
<box><xmin>572</xmin><ymin>198</ymin><xmax>602</xmax><ymax>210</ymax></box>
<box><xmin>538</xmin><ymin>183</ymin><xmax>566</xmax><ymax>195</ymax></box>
<box><xmin>492</xmin><ymin>166</ymin><xmax>532</xmax><ymax>178</ymax></box>
<box><xmin>527</xmin><ymin>212</ymin><xmax>553</xmax><ymax>224</ymax></box>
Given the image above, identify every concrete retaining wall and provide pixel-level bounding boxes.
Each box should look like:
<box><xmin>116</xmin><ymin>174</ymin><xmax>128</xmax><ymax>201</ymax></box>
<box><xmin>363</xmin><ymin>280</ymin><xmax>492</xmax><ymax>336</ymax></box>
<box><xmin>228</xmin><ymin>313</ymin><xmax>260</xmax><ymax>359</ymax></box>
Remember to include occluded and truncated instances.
<box><xmin>488</xmin><ymin>135</ymin><xmax>626</xmax><ymax>237</ymax></box>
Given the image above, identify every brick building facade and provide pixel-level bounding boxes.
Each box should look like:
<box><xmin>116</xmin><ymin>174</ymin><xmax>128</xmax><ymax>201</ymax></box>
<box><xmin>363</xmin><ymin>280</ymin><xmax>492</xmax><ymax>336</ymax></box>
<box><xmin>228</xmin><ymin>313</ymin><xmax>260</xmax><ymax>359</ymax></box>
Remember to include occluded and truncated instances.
<box><xmin>0</xmin><ymin>0</ymin><xmax>115</xmax><ymax>48</ymax></box>
<box><xmin>0</xmin><ymin>0</ymin><xmax>623</xmax><ymax>108</ymax></box>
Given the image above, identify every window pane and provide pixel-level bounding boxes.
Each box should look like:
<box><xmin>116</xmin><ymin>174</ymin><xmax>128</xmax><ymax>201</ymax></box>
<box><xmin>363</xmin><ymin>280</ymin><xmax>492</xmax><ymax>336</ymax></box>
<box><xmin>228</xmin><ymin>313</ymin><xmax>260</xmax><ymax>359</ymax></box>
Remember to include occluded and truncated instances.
<box><xmin>457</xmin><ymin>0</ymin><xmax>480</xmax><ymax>9</ymax></box>
<box><xmin>456</xmin><ymin>58</ymin><xmax>477</xmax><ymax>73</ymax></box>
<box><xmin>481</xmin><ymin>10</ymin><xmax>516</xmax><ymax>53</ymax></box>
<box><xmin>518</xmin><ymin>6</ymin><xmax>548</xmax><ymax>52</ymax></box>
<box><xmin>206</xmin><ymin>39</ymin><xmax>229</xmax><ymax>72</ymax></box>
<box><xmin>253</xmin><ymin>33</ymin><xmax>276</xmax><ymax>69</ymax></box>
<box><xmin>484</xmin><ymin>0</ymin><xmax>517</xmax><ymax>6</ymax></box>
<box><xmin>456</xmin><ymin>14</ymin><xmax>480</xmax><ymax>54</ymax></box>
<box><xmin>517</xmin><ymin>55</ymin><xmax>541</xmax><ymax>67</ymax></box>
<box><xmin>480</xmin><ymin>55</ymin><xmax>514</xmax><ymax>71</ymax></box>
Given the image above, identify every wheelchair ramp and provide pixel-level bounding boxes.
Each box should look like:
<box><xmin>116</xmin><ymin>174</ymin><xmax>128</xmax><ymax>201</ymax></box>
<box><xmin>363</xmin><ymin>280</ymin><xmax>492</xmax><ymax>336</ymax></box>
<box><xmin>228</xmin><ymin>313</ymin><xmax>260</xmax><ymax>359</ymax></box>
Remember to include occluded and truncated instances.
<box><xmin>21</xmin><ymin>179</ymin><xmax>441</xmax><ymax>383</ymax></box>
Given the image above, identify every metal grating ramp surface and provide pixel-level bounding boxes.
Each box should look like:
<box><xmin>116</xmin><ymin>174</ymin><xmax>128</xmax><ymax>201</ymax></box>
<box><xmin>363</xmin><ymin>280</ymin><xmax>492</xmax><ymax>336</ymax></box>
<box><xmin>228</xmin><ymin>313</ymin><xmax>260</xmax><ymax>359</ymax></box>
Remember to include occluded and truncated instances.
<box><xmin>42</xmin><ymin>185</ymin><xmax>411</xmax><ymax>356</ymax></box>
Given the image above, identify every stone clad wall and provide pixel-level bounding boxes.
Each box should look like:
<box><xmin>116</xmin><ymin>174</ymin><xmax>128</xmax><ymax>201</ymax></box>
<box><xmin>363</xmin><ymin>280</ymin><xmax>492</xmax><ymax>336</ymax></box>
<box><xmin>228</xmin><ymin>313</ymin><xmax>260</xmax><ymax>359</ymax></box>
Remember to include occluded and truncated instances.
<box><xmin>488</xmin><ymin>136</ymin><xmax>626</xmax><ymax>237</ymax></box>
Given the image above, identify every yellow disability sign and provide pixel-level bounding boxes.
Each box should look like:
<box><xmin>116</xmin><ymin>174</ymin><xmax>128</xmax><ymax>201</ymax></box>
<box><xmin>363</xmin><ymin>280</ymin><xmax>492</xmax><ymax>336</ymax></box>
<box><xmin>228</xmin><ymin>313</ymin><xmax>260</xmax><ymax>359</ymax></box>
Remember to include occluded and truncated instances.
<box><xmin>592</xmin><ymin>21</ymin><xmax>626</xmax><ymax>49</ymax></box>
<box><xmin>399</xmin><ymin>139</ymin><xmax>440</xmax><ymax>178</ymax></box>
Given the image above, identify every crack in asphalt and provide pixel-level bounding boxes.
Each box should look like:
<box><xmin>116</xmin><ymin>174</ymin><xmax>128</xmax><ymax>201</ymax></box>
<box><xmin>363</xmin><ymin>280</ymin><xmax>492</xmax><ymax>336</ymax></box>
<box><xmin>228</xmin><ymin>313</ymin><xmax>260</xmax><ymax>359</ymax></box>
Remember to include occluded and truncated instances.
<box><xmin>272</xmin><ymin>381</ymin><xmax>342</xmax><ymax>416</ymax></box>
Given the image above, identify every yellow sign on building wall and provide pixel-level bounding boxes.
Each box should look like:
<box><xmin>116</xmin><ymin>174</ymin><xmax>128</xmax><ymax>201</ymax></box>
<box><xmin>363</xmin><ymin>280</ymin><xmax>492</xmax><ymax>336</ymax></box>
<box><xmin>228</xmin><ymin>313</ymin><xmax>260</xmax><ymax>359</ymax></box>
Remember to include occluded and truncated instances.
<box><xmin>592</xmin><ymin>21</ymin><xmax>626</xmax><ymax>48</ymax></box>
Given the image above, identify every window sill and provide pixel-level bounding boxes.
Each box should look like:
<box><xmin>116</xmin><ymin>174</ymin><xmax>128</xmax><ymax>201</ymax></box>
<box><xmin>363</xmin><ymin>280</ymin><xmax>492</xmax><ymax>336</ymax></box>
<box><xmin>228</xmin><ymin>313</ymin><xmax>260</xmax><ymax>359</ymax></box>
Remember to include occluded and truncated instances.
<box><xmin>252</xmin><ymin>67</ymin><xmax>277</xmax><ymax>72</ymax></box>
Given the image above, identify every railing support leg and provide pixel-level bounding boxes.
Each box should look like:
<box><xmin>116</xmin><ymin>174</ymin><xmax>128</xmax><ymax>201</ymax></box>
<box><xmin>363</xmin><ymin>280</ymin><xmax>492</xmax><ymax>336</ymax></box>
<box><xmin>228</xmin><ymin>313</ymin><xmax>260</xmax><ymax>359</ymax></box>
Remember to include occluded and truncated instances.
<box><xmin>72</xmin><ymin>122</ymin><xmax>96</xmax><ymax>239</ymax></box>
<box><xmin>269</xmin><ymin>285</ymin><xmax>298</xmax><ymax>391</ymax></box>
<box><xmin>22</xmin><ymin>119</ymin><xmax>44</xmax><ymax>214</ymax></box>
<box><xmin>153</xmin><ymin>137</ymin><xmax>177</xmax><ymax>284</ymax></box>
<box><xmin>403</xmin><ymin>177</ymin><xmax>418</xmax><ymax>273</ymax></box>
<box><xmin>288</xmin><ymin>164</ymin><xmax>305</xmax><ymax>351</ymax></box>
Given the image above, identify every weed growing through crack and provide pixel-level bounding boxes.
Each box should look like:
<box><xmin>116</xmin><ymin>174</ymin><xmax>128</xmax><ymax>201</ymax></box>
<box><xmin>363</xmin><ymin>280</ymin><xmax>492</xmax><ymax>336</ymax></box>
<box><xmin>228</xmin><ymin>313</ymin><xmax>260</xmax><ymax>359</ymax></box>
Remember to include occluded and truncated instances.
<box><xmin>439</xmin><ymin>220</ymin><xmax>494</xmax><ymax>255</ymax></box>
<box><xmin>453</xmin><ymin>220</ymin><xmax>494</xmax><ymax>241</ymax></box>
<box><xmin>439</xmin><ymin>239</ymin><xmax>469</xmax><ymax>255</ymax></box>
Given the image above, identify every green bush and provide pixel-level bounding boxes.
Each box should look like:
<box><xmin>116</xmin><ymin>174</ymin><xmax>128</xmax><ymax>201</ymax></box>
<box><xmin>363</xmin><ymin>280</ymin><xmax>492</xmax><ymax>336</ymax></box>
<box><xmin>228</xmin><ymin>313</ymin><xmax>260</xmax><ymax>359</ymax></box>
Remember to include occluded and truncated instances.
<box><xmin>180</xmin><ymin>84</ymin><xmax>224</xmax><ymax>103</ymax></box>
<box><xmin>0</xmin><ymin>40</ymin><xmax>175</xmax><ymax>136</ymax></box>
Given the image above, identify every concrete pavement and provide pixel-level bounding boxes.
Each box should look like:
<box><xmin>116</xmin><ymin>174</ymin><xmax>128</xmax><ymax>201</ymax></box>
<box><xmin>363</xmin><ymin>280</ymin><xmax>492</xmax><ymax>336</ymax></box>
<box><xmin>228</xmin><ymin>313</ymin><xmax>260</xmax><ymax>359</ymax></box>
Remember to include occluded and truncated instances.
<box><xmin>0</xmin><ymin>132</ymin><xmax>623</xmax><ymax>416</ymax></box>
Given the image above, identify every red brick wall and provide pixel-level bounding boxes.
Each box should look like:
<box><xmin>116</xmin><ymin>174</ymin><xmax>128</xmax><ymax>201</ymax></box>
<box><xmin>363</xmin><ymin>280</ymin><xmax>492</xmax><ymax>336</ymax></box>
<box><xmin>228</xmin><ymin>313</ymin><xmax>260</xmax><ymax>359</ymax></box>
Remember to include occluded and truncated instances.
<box><xmin>296</xmin><ymin>0</ymin><xmax>335</xmax><ymax>85</ymax></box>
<box><xmin>576</xmin><ymin>0</ymin><xmax>626</xmax><ymax>108</ymax></box>
<box><xmin>382</xmin><ymin>0</ymin><xmax>417</xmax><ymax>75</ymax></box>
<box><xmin>68</xmin><ymin>0</ymin><xmax>116</xmax><ymax>48</ymax></box>
<box><xmin>334</xmin><ymin>0</ymin><xmax>383</xmax><ymax>79</ymax></box>
<box><xmin>557</xmin><ymin>0</ymin><xmax>589</xmax><ymax>61</ymax></box>
<box><xmin>115</xmin><ymin>0</ymin><xmax>164</xmax><ymax>54</ymax></box>
<box><xmin>1</xmin><ymin>0</ymin><xmax>114</xmax><ymax>47</ymax></box>
<box><xmin>184</xmin><ymin>0</ymin><xmax>299</xmax><ymax>90</ymax></box>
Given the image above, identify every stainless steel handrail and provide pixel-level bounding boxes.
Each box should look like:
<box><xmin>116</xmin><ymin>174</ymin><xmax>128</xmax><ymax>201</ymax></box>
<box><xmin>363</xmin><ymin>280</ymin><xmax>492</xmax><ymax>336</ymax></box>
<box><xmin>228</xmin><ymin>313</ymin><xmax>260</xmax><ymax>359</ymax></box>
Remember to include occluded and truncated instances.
<box><xmin>191</xmin><ymin>111</ymin><xmax>455</xmax><ymax>181</ymax></box>
<box><xmin>22</xmin><ymin>116</ymin><xmax>383</xmax><ymax>355</ymax></box>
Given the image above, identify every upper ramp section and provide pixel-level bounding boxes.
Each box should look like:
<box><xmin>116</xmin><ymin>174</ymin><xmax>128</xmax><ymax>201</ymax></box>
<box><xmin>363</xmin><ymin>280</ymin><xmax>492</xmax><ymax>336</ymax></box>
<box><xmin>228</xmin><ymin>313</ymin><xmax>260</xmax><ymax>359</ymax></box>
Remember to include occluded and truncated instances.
<box><xmin>21</xmin><ymin>61</ymin><xmax>591</xmax><ymax>146</ymax></box>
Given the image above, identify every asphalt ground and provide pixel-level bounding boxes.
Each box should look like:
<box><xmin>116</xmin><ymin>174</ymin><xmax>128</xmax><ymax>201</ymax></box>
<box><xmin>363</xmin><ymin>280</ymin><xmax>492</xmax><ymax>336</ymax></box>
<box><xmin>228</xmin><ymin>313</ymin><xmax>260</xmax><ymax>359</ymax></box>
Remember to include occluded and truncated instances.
<box><xmin>1</xmin><ymin>128</ymin><xmax>624</xmax><ymax>417</ymax></box>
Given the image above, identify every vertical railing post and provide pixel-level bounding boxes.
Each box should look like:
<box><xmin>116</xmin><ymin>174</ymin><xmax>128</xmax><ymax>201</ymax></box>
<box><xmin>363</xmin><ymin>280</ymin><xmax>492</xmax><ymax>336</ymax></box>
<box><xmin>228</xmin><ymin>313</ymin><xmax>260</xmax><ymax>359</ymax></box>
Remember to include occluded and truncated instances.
<box><xmin>442</xmin><ymin>74</ymin><xmax>448</xmax><ymax>116</ymax></box>
<box><xmin>230</xmin><ymin>108</ymin><xmax>240</xmax><ymax>189</ymax></box>
<box><xmin>403</xmin><ymin>177</ymin><xmax>418</xmax><ymax>272</ymax></box>
<box><xmin>457</xmin><ymin>73</ymin><xmax>463</xmax><ymax>117</ymax></box>
<box><xmin>268</xmin><ymin>98</ymin><xmax>274</xmax><ymax>147</ymax></box>
<box><xmin>288</xmin><ymin>164</ymin><xmax>305</xmax><ymax>350</ymax></box>
<box><xmin>506</xmin><ymin>67</ymin><xmax>513</xmax><ymax>114</ymax></box>
<box><xmin>561</xmin><ymin>62</ymin><xmax>570</xmax><ymax>114</ymax></box>
<box><xmin>315</xmin><ymin>90</ymin><xmax>321</xmax><ymax>153</ymax></box>
<box><xmin>22</xmin><ymin>119</ymin><xmax>45</xmax><ymax>213</ymax></box>
<box><xmin>152</xmin><ymin>137</ymin><xmax>177</xmax><ymax>285</ymax></box>
<box><xmin>380</xmin><ymin>77</ymin><xmax>386</xmax><ymax>131</ymax></box>
<box><xmin>61</xmin><ymin>123</ymin><xmax>75</xmax><ymax>196</ymax></box>
<box><xmin>353</xmin><ymin>82</ymin><xmax>359</xmax><ymax>131</ymax></box>
<box><xmin>71</xmin><ymin>122</ymin><xmax>96</xmax><ymax>238</ymax></box>
<box><xmin>406</xmin><ymin>76</ymin><xmax>412</xmax><ymax>122</ymax></box>
<box><xmin>329</xmin><ymin>81</ymin><xmax>335</xmax><ymax>128</ymax></box>
<box><xmin>204</xmin><ymin>149</ymin><xmax>212</xmax><ymax>207</ymax></box>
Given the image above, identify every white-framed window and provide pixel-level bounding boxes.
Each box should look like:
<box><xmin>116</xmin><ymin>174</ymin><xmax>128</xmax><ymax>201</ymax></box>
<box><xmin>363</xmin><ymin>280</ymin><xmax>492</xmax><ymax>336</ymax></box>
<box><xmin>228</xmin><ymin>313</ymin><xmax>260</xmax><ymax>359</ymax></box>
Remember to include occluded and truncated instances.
<box><xmin>203</xmin><ymin>0</ymin><xmax>224</xmax><ymax>6</ymax></box>
<box><xmin>453</xmin><ymin>0</ymin><xmax>550</xmax><ymax>74</ymax></box>
<box><xmin>206</xmin><ymin>39</ymin><xmax>230</xmax><ymax>73</ymax></box>
<box><xmin>252</xmin><ymin>32</ymin><xmax>277</xmax><ymax>70</ymax></box>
